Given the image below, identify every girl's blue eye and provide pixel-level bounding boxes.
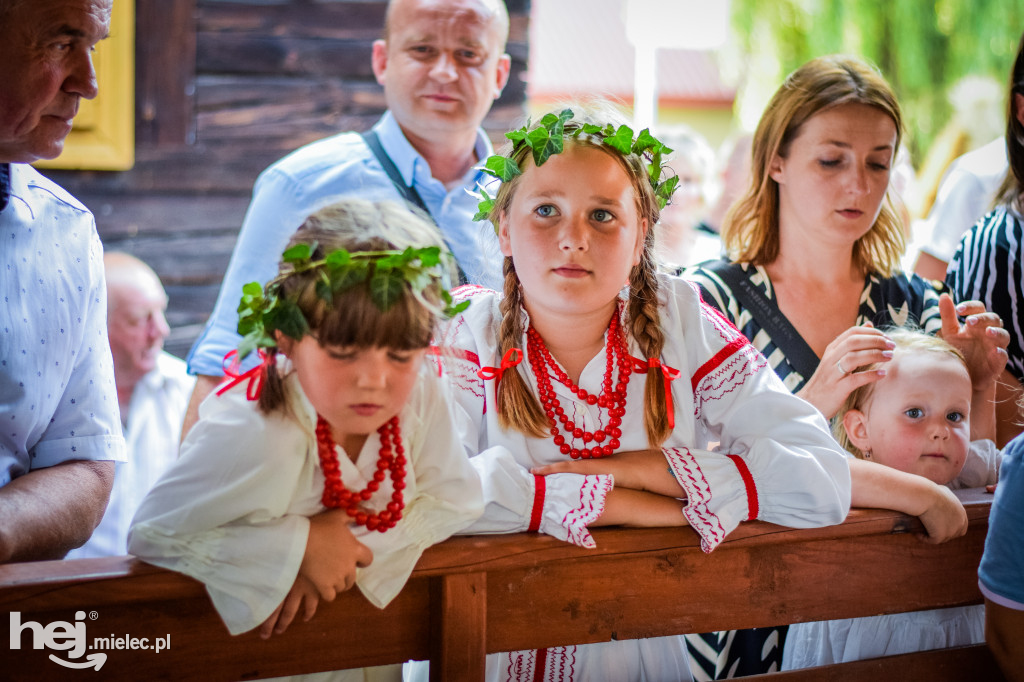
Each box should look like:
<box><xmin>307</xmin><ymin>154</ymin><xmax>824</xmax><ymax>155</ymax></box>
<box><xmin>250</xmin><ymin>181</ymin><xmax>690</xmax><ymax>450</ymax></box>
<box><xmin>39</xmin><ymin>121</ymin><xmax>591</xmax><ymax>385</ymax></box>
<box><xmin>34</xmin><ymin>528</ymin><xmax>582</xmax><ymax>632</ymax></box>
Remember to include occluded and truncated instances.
<box><xmin>535</xmin><ymin>204</ymin><xmax>556</xmax><ymax>217</ymax></box>
<box><xmin>592</xmin><ymin>209</ymin><xmax>613</xmax><ymax>223</ymax></box>
<box><xmin>904</xmin><ymin>408</ymin><xmax>923</xmax><ymax>419</ymax></box>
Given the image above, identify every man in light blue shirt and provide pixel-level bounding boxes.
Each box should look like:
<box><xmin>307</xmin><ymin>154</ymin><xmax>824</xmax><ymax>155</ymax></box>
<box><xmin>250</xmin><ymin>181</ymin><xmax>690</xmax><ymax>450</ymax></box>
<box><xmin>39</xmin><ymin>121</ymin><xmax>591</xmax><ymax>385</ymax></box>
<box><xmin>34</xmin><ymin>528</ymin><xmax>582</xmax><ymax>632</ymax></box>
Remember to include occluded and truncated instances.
<box><xmin>0</xmin><ymin>0</ymin><xmax>126</xmax><ymax>562</ymax></box>
<box><xmin>182</xmin><ymin>0</ymin><xmax>512</xmax><ymax>434</ymax></box>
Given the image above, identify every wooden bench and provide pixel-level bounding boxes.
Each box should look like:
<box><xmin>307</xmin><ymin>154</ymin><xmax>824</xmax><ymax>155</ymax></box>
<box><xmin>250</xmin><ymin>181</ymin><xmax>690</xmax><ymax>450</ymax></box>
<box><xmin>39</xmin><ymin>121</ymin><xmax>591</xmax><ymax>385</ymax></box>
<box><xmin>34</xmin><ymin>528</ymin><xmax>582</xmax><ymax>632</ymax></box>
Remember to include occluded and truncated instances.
<box><xmin>0</xmin><ymin>489</ymin><xmax>1003</xmax><ymax>681</ymax></box>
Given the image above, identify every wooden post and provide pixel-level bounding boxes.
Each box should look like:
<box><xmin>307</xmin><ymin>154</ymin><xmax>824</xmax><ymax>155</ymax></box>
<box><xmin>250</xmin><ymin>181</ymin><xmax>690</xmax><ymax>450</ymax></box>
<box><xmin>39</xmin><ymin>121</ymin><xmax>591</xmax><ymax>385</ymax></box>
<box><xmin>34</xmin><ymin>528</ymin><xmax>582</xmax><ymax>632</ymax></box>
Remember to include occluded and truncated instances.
<box><xmin>430</xmin><ymin>571</ymin><xmax>487</xmax><ymax>682</ymax></box>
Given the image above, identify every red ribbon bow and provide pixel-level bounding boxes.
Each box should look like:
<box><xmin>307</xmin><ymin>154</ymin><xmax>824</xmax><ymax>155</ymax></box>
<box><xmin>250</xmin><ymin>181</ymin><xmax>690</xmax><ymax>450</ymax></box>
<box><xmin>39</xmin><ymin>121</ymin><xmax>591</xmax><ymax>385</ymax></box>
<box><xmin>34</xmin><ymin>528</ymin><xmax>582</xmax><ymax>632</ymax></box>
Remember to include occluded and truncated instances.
<box><xmin>216</xmin><ymin>349</ymin><xmax>273</xmax><ymax>401</ymax></box>
<box><xmin>477</xmin><ymin>348</ymin><xmax>524</xmax><ymax>403</ymax></box>
<box><xmin>630</xmin><ymin>355</ymin><xmax>681</xmax><ymax>429</ymax></box>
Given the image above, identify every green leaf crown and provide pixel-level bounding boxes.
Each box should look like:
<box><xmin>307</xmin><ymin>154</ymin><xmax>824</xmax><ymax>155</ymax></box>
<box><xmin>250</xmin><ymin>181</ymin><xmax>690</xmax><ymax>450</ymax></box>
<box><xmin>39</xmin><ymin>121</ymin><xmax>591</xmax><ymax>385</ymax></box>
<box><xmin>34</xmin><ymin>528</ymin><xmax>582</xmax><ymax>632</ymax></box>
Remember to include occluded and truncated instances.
<box><xmin>473</xmin><ymin>108</ymin><xmax>680</xmax><ymax>222</ymax></box>
<box><xmin>234</xmin><ymin>243</ymin><xmax>469</xmax><ymax>360</ymax></box>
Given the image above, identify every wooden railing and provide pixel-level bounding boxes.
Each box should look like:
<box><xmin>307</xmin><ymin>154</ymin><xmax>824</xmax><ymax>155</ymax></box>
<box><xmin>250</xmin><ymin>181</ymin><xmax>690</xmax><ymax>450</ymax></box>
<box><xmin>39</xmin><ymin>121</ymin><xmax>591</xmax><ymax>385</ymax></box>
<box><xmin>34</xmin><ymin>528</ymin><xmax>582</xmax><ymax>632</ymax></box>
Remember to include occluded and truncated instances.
<box><xmin>0</xmin><ymin>489</ymin><xmax>1004</xmax><ymax>681</ymax></box>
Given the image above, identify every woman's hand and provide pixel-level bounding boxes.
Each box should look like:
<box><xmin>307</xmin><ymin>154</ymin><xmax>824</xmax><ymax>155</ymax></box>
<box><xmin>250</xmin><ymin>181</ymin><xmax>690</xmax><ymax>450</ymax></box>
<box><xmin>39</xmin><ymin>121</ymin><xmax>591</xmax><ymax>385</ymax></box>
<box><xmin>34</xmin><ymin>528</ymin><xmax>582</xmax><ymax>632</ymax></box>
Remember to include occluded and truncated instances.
<box><xmin>259</xmin><ymin>575</ymin><xmax>319</xmax><ymax>639</ymax></box>
<box><xmin>938</xmin><ymin>294</ymin><xmax>1009</xmax><ymax>392</ymax></box>
<box><xmin>299</xmin><ymin>509</ymin><xmax>373</xmax><ymax>602</ymax></box>
<box><xmin>531</xmin><ymin>449</ymin><xmax>685</xmax><ymax>498</ymax></box>
<box><xmin>796</xmin><ymin>324</ymin><xmax>895</xmax><ymax>419</ymax></box>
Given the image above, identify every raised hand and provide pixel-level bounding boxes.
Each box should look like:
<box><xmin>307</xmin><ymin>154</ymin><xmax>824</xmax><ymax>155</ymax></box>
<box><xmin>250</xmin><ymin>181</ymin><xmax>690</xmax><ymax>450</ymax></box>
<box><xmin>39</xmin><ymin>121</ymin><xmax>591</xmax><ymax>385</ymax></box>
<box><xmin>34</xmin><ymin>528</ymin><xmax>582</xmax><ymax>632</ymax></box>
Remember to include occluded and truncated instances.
<box><xmin>938</xmin><ymin>293</ymin><xmax>1009</xmax><ymax>392</ymax></box>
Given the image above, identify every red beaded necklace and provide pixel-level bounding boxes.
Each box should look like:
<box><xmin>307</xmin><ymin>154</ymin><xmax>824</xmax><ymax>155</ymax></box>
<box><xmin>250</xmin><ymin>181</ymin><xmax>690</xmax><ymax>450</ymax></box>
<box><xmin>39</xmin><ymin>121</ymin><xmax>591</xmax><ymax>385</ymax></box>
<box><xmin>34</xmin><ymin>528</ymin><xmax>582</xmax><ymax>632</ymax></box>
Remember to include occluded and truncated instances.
<box><xmin>526</xmin><ymin>303</ymin><xmax>632</xmax><ymax>459</ymax></box>
<box><xmin>316</xmin><ymin>415</ymin><xmax>406</xmax><ymax>532</ymax></box>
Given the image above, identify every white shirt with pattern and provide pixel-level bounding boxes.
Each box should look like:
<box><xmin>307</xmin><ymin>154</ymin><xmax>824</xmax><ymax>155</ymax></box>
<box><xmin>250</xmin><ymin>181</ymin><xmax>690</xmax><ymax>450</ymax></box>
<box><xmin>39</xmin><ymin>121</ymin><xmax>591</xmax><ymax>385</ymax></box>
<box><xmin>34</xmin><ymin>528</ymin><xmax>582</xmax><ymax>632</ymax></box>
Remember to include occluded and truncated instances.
<box><xmin>0</xmin><ymin>163</ymin><xmax>124</xmax><ymax>487</ymax></box>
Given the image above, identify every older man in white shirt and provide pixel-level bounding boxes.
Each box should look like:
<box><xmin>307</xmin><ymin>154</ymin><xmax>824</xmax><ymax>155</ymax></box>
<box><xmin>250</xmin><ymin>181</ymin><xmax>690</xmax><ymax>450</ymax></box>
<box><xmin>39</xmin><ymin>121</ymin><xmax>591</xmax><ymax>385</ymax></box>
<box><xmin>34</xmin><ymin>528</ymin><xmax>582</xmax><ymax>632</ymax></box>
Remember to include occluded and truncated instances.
<box><xmin>0</xmin><ymin>0</ymin><xmax>124</xmax><ymax>562</ymax></box>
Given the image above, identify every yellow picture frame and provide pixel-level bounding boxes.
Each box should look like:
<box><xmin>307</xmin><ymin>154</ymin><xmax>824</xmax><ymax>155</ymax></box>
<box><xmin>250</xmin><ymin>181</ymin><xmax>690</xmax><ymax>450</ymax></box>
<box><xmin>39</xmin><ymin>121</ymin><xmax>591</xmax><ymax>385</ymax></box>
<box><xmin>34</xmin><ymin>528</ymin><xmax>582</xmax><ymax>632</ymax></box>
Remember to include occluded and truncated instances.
<box><xmin>35</xmin><ymin>0</ymin><xmax>135</xmax><ymax>171</ymax></box>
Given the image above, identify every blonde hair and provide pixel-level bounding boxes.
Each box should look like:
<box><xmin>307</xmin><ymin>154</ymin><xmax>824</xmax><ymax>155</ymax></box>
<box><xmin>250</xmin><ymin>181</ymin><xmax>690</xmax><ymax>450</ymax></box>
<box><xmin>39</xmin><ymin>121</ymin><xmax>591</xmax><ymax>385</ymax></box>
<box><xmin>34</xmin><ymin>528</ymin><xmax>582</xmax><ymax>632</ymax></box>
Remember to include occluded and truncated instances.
<box><xmin>723</xmin><ymin>55</ymin><xmax>907</xmax><ymax>277</ymax></box>
<box><xmin>833</xmin><ymin>328</ymin><xmax>967</xmax><ymax>457</ymax></box>
<box><xmin>489</xmin><ymin>102</ymin><xmax>672</xmax><ymax>446</ymax></box>
<box><xmin>258</xmin><ymin>199</ymin><xmax>451</xmax><ymax>414</ymax></box>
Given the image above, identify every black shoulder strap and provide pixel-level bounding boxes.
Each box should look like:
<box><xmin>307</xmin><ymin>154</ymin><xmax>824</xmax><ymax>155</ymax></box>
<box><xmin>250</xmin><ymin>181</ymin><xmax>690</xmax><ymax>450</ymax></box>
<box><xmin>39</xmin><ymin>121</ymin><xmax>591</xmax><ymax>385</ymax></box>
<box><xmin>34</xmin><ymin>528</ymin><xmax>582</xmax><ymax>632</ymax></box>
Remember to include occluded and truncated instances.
<box><xmin>361</xmin><ymin>130</ymin><xmax>435</xmax><ymax>220</ymax></box>
<box><xmin>706</xmin><ymin>261</ymin><xmax>821</xmax><ymax>380</ymax></box>
<box><xmin>360</xmin><ymin>130</ymin><xmax>468</xmax><ymax>285</ymax></box>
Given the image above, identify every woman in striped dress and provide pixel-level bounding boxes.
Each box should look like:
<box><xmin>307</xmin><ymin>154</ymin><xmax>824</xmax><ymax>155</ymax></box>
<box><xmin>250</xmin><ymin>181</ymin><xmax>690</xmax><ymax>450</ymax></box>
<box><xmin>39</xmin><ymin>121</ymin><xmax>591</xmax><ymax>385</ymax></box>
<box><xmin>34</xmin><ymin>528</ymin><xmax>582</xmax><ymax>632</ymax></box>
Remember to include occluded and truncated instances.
<box><xmin>947</xmin><ymin>28</ymin><xmax>1024</xmax><ymax>447</ymax></box>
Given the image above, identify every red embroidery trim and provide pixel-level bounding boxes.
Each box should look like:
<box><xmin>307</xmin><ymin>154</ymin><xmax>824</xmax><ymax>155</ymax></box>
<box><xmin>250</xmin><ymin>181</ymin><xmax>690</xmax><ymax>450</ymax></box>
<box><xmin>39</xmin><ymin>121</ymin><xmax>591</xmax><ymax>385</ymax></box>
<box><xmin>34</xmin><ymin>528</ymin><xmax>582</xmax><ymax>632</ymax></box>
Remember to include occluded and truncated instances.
<box><xmin>691</xmin><ymin>336</ymin><xmax>748</xmax><ymax>392</ymax></box>
<box><xmin>726</xmin><ymin>454</ymin><xmax>759</xmax><ymax>521</ymax></box>
<box><xmin>217</xmin><ymin>349</ymin><xmax>273</xmax><ymax>400</ymax></box>
<box><xmin>630</xmin><ymin>355</ymin><xmax>681</xmax><ymax>428</ymax></box>
<box><xmin>528</xmin><ymin>474</ymin><xmax>546</xmax><ymax>532</ymax></box>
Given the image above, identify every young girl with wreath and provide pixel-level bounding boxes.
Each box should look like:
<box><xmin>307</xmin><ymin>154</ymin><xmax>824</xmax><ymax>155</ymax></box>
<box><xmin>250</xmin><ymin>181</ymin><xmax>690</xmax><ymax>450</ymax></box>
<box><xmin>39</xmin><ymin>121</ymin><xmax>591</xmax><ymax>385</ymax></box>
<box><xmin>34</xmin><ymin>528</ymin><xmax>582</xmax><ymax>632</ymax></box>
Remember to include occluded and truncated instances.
<box><xmin>129</xmin><ymin>199</ymin><xmax>482</xmax><ymax>680</ymax></box>
<box><xmin>412</xmin><ymin>102</ymin><xmax>970</xmax><ymax>682</ymax></box>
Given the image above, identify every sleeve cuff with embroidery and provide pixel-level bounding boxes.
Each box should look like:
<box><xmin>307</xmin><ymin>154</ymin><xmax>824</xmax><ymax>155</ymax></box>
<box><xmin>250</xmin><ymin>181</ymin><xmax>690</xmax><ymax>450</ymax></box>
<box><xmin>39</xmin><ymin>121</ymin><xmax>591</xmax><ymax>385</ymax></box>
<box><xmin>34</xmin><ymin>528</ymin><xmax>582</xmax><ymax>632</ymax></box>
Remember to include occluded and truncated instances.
<box><xmin>462</xmin><ymin>447</ymin><xmax>613</xmax><ymax>548</ymax></box>
<box><xmin>664</xmin><ymin>447</ymin><xmax>757</xmax><ymax>553</ymax></box>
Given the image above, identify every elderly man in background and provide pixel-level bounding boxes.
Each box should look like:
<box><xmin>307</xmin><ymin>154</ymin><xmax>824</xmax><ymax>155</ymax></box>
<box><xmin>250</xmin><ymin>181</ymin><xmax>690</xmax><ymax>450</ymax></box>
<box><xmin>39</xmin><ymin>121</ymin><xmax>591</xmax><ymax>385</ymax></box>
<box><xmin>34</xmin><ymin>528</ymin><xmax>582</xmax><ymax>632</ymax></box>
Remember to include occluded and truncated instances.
<box><xmin>67</xmin><ymin>254</ymin><xmax>194</xmax><ymax>558</ymax></box>
<box><xmin>0</xmin><ymin>0</ymin><xmax>124</xmax><ymax>562</ymax></box>
<box><xmin>182</xmin><ymin>0</ymin><xmax>512</xmax><ymax>435</ymax></box>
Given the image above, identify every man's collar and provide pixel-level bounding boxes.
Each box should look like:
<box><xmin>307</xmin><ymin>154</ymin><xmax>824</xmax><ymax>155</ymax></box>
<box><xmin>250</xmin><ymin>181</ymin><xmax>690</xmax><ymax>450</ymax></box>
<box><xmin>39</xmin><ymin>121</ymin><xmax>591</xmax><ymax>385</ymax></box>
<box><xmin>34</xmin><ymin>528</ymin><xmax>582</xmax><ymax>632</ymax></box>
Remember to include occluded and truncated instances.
<box><xmin>372</xmin><ymin>111</ymin><xmax>493</xmax><ymax>187</ymax></box>
<box><xmin>0</xmin><ymin>164</ymin><xmax>10</xmax><ymax>212</ymax></box>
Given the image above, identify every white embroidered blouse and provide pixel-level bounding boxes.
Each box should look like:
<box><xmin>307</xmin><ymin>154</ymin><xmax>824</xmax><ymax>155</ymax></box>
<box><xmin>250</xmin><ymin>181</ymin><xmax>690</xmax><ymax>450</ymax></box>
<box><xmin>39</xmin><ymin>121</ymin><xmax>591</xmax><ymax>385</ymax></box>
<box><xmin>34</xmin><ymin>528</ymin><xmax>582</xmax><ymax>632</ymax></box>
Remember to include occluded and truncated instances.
<box><xmin>434</xmin><ymin>274</ymin><xmax>853</xmax><ymax>552</ymax></box>
<box><xmin>128</xmin><ymin>362</ymin><xmax>483</xmax><ymax>635</ymax></box>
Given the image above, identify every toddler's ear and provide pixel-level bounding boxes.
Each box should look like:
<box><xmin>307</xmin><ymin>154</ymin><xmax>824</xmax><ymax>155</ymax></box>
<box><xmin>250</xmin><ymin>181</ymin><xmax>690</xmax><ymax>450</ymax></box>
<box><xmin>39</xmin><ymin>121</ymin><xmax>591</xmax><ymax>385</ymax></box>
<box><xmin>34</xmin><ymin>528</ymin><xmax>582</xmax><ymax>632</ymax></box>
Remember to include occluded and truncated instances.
<box><xmin>842</xmin><ymin>409</ymin><xmax>871</xmax><ymax>454</ymax></box>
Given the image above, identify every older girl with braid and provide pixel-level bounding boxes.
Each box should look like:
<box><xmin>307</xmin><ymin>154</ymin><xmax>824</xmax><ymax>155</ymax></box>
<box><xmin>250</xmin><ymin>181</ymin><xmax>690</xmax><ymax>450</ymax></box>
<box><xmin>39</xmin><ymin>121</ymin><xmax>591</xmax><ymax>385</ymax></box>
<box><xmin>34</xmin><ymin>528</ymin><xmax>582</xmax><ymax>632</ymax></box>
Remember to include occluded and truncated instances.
<box><xmin>408</xmin><ymin>102</ymin><xmax>890</xmax><ymax>682</ymax></box>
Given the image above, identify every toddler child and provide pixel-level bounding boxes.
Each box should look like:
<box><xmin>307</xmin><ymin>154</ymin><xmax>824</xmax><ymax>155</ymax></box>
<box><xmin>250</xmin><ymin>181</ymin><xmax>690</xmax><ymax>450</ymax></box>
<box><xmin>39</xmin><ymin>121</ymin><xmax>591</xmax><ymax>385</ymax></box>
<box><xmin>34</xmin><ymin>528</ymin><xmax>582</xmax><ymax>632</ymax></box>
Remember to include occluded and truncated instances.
<box><xmin>129</xmin><ymin>200</ymin><xmax>483</xmax><ymax>680</ymax></box>
<box><xmin>783</xmin><ymin>328</ymin><xmax>1003</xmax><ymax>669</ymax></box>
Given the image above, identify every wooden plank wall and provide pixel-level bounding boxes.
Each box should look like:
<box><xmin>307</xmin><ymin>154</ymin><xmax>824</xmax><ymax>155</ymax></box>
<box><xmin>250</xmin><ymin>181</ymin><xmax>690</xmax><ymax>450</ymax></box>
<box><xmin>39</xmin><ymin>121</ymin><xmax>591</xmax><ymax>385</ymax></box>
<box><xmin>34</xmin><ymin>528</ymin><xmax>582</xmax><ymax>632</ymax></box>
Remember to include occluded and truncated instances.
<box><xmin>46</xmin><ymin>0</ymin><xmax>531</xmax><ymax>359</ymax></box>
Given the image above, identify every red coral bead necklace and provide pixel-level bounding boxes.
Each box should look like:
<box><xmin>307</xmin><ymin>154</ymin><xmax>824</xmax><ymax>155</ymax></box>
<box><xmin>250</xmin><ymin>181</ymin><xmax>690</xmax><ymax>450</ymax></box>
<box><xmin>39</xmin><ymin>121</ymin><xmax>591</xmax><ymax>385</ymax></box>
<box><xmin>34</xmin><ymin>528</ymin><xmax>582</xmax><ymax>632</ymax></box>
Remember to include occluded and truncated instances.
<box><xmin>526</xmin><ymin>302</ymin><xmax>631</xmax><ymax>459</ymax></box>
<box><xmin>316</xmin><ymin>415</ymin><xmax>406</xmax><ymax>532</ymax></box>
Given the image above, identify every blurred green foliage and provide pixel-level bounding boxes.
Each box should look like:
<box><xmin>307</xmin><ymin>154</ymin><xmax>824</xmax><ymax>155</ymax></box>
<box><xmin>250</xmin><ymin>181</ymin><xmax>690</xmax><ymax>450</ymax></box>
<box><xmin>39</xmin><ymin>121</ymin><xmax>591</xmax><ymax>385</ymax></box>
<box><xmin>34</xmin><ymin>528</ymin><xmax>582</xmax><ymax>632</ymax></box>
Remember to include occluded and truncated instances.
<box><xmin>731</xmin><ymin>0</ymin><xmax>1024</xmax><ymax>162</ymax></box>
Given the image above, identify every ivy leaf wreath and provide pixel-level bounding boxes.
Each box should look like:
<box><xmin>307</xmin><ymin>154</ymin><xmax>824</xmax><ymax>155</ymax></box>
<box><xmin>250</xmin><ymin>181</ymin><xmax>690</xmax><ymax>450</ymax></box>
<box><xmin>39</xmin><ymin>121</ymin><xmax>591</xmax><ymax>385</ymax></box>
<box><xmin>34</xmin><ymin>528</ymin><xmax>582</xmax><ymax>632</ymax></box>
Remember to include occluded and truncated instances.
<box><xmin>234</xmin><ymin>243</ymin><xmax>469</xmax><ymax>360</ymax></box>
<box><xmin>472</xmin><ymin>108</ymin><xmax>680</xmax><ymax>222</ymax></box>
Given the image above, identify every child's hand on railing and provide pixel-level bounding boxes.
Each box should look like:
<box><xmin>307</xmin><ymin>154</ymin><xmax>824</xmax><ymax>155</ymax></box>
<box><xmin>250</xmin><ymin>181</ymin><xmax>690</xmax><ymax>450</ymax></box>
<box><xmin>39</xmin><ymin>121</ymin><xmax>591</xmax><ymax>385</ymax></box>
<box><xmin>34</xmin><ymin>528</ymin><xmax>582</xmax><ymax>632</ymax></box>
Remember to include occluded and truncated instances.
<box><xmin>259</xmin><ymin>575</ymin><xmax>319</xmax><ymax>639</ymax></box>
<box><xmin>299</xmin><ymin>509</ymin><xmax>373</xmax><ymax>601</ymax></box>
<box><xmin>916</xmin><ymin>484</ymin><xmax>969</xmax><ymax>544</ymax></box>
